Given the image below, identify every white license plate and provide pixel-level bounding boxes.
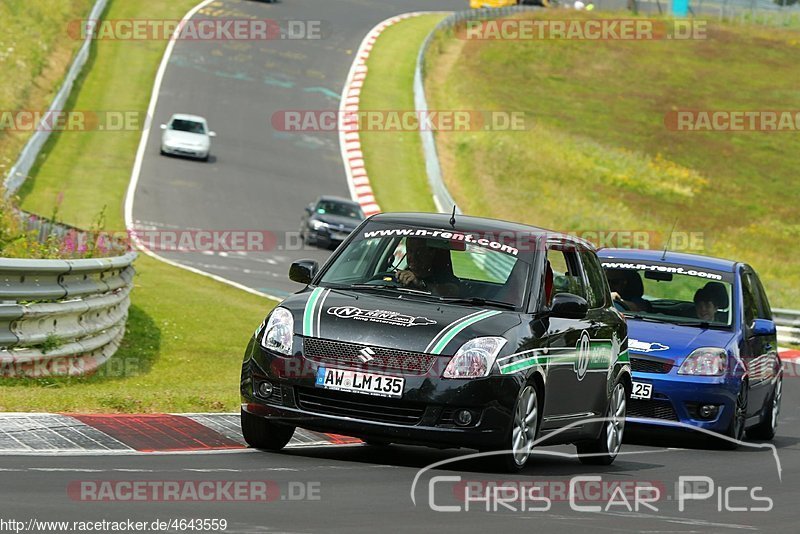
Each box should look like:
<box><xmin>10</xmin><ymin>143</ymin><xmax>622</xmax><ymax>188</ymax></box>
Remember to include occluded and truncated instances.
<box><xmin>315</xmin><ymin>367</ymin><xmax>404</xmax><ymax>398</ymax></box>
<box><xmin>631</xmin><ymin>381</ymin><xmax>653</xmax><ymax>400</ymax></box>
<box><xmin>332</xmin><ymin>232</ymin><xmax>349</xmax><ymax>240</ymax></box>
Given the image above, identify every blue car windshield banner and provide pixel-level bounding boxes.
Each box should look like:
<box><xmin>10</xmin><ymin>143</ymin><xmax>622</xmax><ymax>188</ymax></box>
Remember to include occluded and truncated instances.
<box><xmin>601</xmin><ymin>260</ymin><xmax>734</xmax><ymax>283</ymax></box>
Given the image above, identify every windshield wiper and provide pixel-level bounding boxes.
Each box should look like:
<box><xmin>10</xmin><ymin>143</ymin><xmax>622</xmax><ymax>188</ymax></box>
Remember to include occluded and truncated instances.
<box><xmin>672</xmin><ymin>321</ymin><xmax>728</xmax><ymax>330</ymax></box>
<box><xmin>437</xmin><ymin>296</ymin><xmax>517</xmax><ymax>310</ymax></box>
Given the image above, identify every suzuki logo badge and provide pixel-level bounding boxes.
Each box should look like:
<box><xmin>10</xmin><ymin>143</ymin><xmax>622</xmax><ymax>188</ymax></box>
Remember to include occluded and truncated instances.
<box><xmin>358</xmin><ymin>347</ymin><xmax>376</xmax><ymax>363</ymax></box>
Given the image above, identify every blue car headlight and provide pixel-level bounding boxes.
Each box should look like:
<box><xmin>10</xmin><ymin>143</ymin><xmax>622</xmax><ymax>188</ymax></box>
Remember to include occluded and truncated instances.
<box><xmin>443</xmin><ymin>337</ymin><xmax>507</xmax><ymax>379</ymax></box>
<box><xmin>678</xmin><ymin>347</ymin><xmax>727</xmax><ymax>376</ymax></box>
<box><xmin>259</xmin><ymin>307</ymin><xmax>294</xmax><ymax>356</ymax></box>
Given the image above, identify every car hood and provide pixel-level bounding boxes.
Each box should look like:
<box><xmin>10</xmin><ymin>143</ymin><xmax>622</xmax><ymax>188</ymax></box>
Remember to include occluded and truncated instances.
<box><xmin>279</xmin><ymin>287</ymin><xmax>521</xmax><ymax>355</ymax></box>
<box><xmin>627</xmin><ymin>319</ymin><xmax>736</xmax><ymax>364</ymax></box>
<box><xmin>311</xmin><ymin>213</ymin><xmax>361</xmax><ymax>230</ymax></box>
<box><xmin>163</xmin><ymin>129</ymin><xmax>209</xmax><ymax>146</ymax></box>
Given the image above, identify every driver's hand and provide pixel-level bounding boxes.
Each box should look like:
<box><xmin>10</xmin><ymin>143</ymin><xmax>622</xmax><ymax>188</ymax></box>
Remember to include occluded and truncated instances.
<box><xmin>397</xmin><ymin>269</ymin><xmax>418</xmax><ymax>287</ymax></box>
<box><xmin>610</xmin><ymin>291</ymin><xmax>622</xmax><ymax>302</ymax></box>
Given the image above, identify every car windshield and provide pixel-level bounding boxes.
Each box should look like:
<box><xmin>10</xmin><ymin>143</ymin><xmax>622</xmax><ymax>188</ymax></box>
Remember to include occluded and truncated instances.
<box><xmin>603</xmin><ymin>265</ymin><xmax>733</xmax><ymax>328</ymax></box>
<box><xmin>319</xmin><ymin>224</ymin><xmax>530</xmax><ymax>308</ymax></box>
<box><xmin>170</xmin><ymin>119</ymin><xmax>206</xmax><ymax>134</ymax></box>
<box><xmin>316</xmin><ymin>200</ymin><xmax>364</xmax><ymax>220</ymax></box>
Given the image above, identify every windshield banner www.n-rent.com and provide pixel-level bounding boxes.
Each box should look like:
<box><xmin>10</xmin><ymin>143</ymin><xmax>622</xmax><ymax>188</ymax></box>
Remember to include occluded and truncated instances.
<box><xmin>602</xmin><ymin>261</ymin><xmax>726</xmax><ymax>281</ymax></box>
<box><xmin>363</xmin><ymin>228</ymin><xmax>521</xmax><ymax>256</ymax></box>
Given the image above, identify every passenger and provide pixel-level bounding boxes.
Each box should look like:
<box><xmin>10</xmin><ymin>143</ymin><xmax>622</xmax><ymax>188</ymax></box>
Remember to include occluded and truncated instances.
<box><xmin>607</xmin><ymin>269</ymin><xmax>650</xmax><ymax>312</ymax></box>
<box><xmin>694</xmin><ymin>283</ymin><xmax>728</xmax><ymax>322</ymax></box>
<box><xmin>396</xmin><ymin>238</ymin><xmax>459</xmax><ymax>296</ymax></box>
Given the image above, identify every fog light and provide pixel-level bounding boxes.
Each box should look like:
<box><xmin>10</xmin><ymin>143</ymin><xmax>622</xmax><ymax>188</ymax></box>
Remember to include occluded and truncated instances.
<box><xmin>699</xmin><ymin>404</ymin><xmax>718</xmax><ymax>419</ymax></box>
<box><xmin>454</xmin><ymin>409</ymin><xmax>473</xmax><ymax>427</ymax></box>
<box><xmin>257</xmin><ymin>381</ymin><xmax>274</xmax><ymax>398</ymax></box>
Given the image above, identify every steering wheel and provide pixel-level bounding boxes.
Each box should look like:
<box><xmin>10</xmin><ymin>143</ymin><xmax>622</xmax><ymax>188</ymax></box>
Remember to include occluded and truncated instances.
<box><xmin>613</xmin><ymin>298</ymin><xmax>631</xmax><ymax>312</ymax></box>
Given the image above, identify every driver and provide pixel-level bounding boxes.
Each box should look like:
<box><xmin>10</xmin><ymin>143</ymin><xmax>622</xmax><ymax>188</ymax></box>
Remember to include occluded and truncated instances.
<box><xmin>693</xmin><ymin>284</ymin><xmax>726</xmax><ymax>322</ymax></box>
<box><xmin>607</xmin><ymin>269</ymin><xmax>650</xmax><ymax>312</ymax></box>
<box><xmin>396</xmin><ymin>238</ymin><xmax>459</xmax><ymax>296</ymax></box>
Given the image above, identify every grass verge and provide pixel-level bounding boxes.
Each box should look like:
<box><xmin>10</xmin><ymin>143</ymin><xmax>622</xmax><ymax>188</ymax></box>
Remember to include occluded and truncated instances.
<box><xmin>0</xmin><ymin>0</ymin><xmax>277</xmax><ymax>412</ymax></box>
<box><xmin>362</xmin><ymin>10</ymin><xmax>800</xmax><ymax>309</ymax></box>
<box><xmin>358</xmin><ymin>14</ymin><xmax>447</xmax><ymax>213</ymax></box>
<box><xmin>0</xmin><ymin>0</ymin><xmax>95</xmax><ymax>176</ymax></box>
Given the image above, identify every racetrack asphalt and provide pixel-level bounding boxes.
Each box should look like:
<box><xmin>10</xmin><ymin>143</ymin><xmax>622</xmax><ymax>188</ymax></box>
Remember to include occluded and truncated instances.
<box><xmin>132</xmin><ymin>0</ymin><xmax>464</xmax><ymax>298</ymax></box>
<box><xmin>0</xmin><ymin>361</ymin><xmax>798</xmax><ymax>532</ymax></box>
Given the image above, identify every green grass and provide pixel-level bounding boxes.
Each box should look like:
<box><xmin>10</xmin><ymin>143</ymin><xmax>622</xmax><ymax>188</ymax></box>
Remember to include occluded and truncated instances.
<box><xmin>363</xmin><ymin>10</ymin><xmax>800</xmax><ymax>309</ymax></box>
<box><xmin>0</xmin><ymin>0</ymin><xmax>277</xmax><ymax>412</ymax></box>
<box><xmin>0</xmin><ymin>0</ymin><xmax>95</xmax><ymax>176</ymax></box>
<box><xmin>358</xmin><ymin>14</ymin><xmax>446</xmax><ymax>213</ymax></box>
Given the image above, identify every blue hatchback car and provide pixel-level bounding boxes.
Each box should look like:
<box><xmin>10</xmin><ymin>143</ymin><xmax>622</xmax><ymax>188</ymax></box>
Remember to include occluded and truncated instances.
<box><xmin>598</xmin><ymin>249</ymin><xmax>782</xmax><ymax>446</ymax></box>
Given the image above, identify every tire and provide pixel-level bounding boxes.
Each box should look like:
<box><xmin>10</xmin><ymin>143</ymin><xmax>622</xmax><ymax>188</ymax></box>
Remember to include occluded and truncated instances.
<box><xmin>719</xmin><ymin>382</ymin><xmax>748</xmax><ymax>450</ymax></box>
<box><xmin>240</xmin><ymin>409</ymin><xmax>295</xmax><ymax>451</ymax></box>
<box><xmin>577</xmin><ymin>381</ymin><xmax>626</xmax><ymax>465</ymax></box>
<box><xmin>487</xmin><ymin>381</ymin><xmax>541</xmax><ymax>473</ymax></box>
<box><xmin>746</xmin><ymin>376</ymin><xmax>781</xmax><ymax>441</ymax></box>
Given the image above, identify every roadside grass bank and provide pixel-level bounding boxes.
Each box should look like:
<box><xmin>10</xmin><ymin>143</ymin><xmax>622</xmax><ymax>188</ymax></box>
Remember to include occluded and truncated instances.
<box><xmin>0</xmin><ymin>0</ymin><xmax>276</xmax><ymax>412</ymax></box>
<box><xmin>358</xmin><ymin>14</ymin><xmax>448</xmax><ymax>213</ymax></box>
<box><xmin>0</xmin><ymin>0</ymin><xmax>95</xmax><ymax>179</ymax></box>
<box><xmin>363</xmin><ymin>10</ymin><xmax>800</xmax><ymax>309</ymax></box>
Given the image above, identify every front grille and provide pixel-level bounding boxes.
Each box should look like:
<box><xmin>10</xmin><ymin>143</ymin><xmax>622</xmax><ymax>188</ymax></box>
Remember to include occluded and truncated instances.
<box><xmin>296</xmin><ymin>387</ymin><xmax>425</xmax><ymax>425</ymax></box>
<box><xmin>628</xmin><ymin>399</ymin><xmax>679</xmax><ymax>421</ymax></box>
<box><xmin>631</xmin><ymin>357</ymin><xmax>673</xmax><ymax>374</ymax></box>
<box><xmin>303</xmin><ymin>337</ymin><xmax>437</xmax><ymax>375</ymax></box>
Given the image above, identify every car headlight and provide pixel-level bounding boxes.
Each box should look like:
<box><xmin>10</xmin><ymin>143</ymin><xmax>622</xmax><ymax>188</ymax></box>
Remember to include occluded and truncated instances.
<box><xmin>443</xmin><ymin>337</ymin><xmax>507</xmax><ymax>379</ymax></box>
<box><xmin>259</xmin><ymin>307</ymin><xmax>294</xmax><ymax>356</ymax></box>
<box><xmin>310</xmin><ymin>220</ymin><xmax>329</xmax><ymax>230</ymax></box>
<box><xmin>678</xmin><ymin>347</ymin><xmax>727</xmax><ymax>376</ymax></box>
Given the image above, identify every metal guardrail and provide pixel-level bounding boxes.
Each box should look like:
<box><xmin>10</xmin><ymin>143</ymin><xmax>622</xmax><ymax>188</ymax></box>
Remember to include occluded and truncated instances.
<box><xmin>774</xmin><ymin>309</ymin><xmax>800</xmax><ymax>346</ymax></box>
<box><xmin>0</xmin><ymin>252</ymin><xmax>137</xmax><ymax>377</ymax></box>
<box><xmin>3</xmin><ymin>0</ymin><xmax>109</xmax><ymax>197</ymax></box>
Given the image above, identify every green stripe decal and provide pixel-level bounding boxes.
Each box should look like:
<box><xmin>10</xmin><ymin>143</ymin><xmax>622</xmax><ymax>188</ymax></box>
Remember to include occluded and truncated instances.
<box><xmin>303</xmin><ymin>288</ymin><xmax>324</xmax><ymax>336</ymax></box>
<box><xmin>430</xmin><ymin>310</ymin><xmax>501</xmax><ymax>355</ymax></box>
<box><xmin>618</xmin><ymin>349</ymin><xmax>630</xmax><ymax>363</ymax></box>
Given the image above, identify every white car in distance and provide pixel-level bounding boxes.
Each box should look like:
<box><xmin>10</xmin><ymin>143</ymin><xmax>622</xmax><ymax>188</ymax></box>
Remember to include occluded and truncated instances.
<box><xmin>160</xmin><ymin>114</ymin><xmax>216</xmax><ymax>161</ymax></box>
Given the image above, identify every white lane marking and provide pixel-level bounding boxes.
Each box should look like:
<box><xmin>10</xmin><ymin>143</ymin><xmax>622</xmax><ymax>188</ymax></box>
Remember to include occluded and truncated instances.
<box><xmin>122</xmin><ymin>0</ymin><xmax>281</xmax><ymax>303</ymax></box>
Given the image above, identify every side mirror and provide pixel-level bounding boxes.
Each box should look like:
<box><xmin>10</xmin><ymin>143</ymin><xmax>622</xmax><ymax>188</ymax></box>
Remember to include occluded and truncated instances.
<box><xmin>550</xmin><ymin>293</ymin><xmax>589</xmax><ymax>319</ymax></box>
<box><xmin>305</xmin><ymin>203</ymin><xmax>315</xmax><ymax>213</ymax></box>
<box><xmin>289</xmin><ymin>260</ymin><xmax>319</xmax><ymax>284</ymax></box>
<box><xmin>160</xmin><ymin>124</ymin><xmax>167</xmax><ymax>130</ymax></box>
<box><xmin>208</xmin><ymin>131</ymin><xmax>217</xmax><ymax>137</ymax></box>
<box><xmin>751</xmin><ymin>318</ymin><xmax>776</xmax><ymax>337</ymax></box>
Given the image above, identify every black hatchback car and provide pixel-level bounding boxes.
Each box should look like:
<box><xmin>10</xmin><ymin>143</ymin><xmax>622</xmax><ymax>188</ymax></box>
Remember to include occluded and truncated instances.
<box><xmin>300</xmin><ymin>196</ymin><xmax>365</xmax><ymax>248</ymax></box>
<box><xmin>242</xmin><ymin>213</ymin><xmax>630</xmax><ymax>471</ymax></box>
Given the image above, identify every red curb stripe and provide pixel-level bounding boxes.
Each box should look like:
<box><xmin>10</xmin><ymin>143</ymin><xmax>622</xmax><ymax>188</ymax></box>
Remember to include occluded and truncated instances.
<box><xmin>323</xmin><ymin>433</ymin><xmax>362</xmax><ymax>445</ymax></box>
<box><xmin>780</xmin><ymin>349</ymin><xmax>800</xmax><ymax>361</ymax></box>
<box><xmin>68</xmin><ymin>414</ymin><xmax>244</xmax><ymax>452</ymax></box>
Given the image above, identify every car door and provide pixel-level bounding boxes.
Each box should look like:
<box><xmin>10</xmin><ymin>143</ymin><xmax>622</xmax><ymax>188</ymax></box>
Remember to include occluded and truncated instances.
<box><xmin>741</xmin><ymin>268</ymin><xmax>777</xmax><ymax>415</ymax></box>
<box><xmin>540</xmin><ymin>240</ymin><xmax>599</xmax><ymax>424</ymax></box>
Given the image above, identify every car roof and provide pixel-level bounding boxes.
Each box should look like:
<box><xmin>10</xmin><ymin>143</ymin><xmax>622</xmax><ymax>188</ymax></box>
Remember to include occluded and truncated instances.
<box><xmin>317</xmin><ymin>196</ymin><xmax>361</xmax><ymax>207</ymax></box>
<box><xmin>597</xmin><ymin>248</ymin><xmax>738</xmax><ymax>272</ymax></box>
<box><xmin>369</xmin><ymin>212</ymin><xmax>593</xmax><ymax>248</ymax></box>
<box><xmin>169</xmin><ymin>113</ymin><xmax>207</xmax><ymax>123</ymax></box>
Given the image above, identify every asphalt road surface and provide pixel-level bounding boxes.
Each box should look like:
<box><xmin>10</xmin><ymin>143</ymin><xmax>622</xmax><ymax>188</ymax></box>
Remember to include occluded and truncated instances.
<box><xmin>1</xmin><ymin>362</ymin><xmax>798</xmax><ymax>532</ymax></box>
<box><xmin>132</xmin><ymin>0</ymin><xmax>464</xmax><ymax>298</ymax></box>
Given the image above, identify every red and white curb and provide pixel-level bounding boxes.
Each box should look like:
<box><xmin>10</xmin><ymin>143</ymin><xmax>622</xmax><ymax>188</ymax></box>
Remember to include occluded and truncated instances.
<box><xmin>779</xmin><ymin>347</ymin><xmax>800</xmax><ymax>363</ymax></box>
<box><xmin>0</xmin><ymin>413</ymin><xmax>360</xmax><ymax>455</ymax></box>
<box><xmin>338</xmin><ymin>13</ymin><xmax>431</xmax><ymax>217</ymax></box>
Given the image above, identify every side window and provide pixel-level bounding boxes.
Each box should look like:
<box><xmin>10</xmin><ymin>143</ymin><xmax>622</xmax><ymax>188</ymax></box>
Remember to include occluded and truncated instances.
<box><xmin>547</xmin><ymin>242</ymin><xmax>587</xmax><ymax>300</ymax></box>
<box><xmin>741</xmin><ymin>272</ymin><xmax>759</xmax><ymax>328</ymax></box>
<box><xmin>579</xmin><ymin>248</ymin><xmax>609</xmax><ymax>309</ymax></box>
<box><xmin>748</xmin><ymin>271</ymin><xmax>772</xmax><ymax>320</ymax></box>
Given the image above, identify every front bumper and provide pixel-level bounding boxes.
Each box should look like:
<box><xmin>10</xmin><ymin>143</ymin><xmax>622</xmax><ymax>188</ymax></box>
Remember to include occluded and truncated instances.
<box><xmin>628</xmin><ymin>370</ymin><xmax>738</xmax><ymax>433</ymax></box>
<box><xmin>161</xmin><ymin>143</ymin><xmax>208</xmax><ymax>159</ymax></box>
<box><xmin>304</xmin><ymin>226</ymin><xmax>352</xmax><ymax>246</ymax></box>
<box><xmin>240</xmin><ymin>340</ymin><xmax>519</xmax><ymax>450</ymax></box>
